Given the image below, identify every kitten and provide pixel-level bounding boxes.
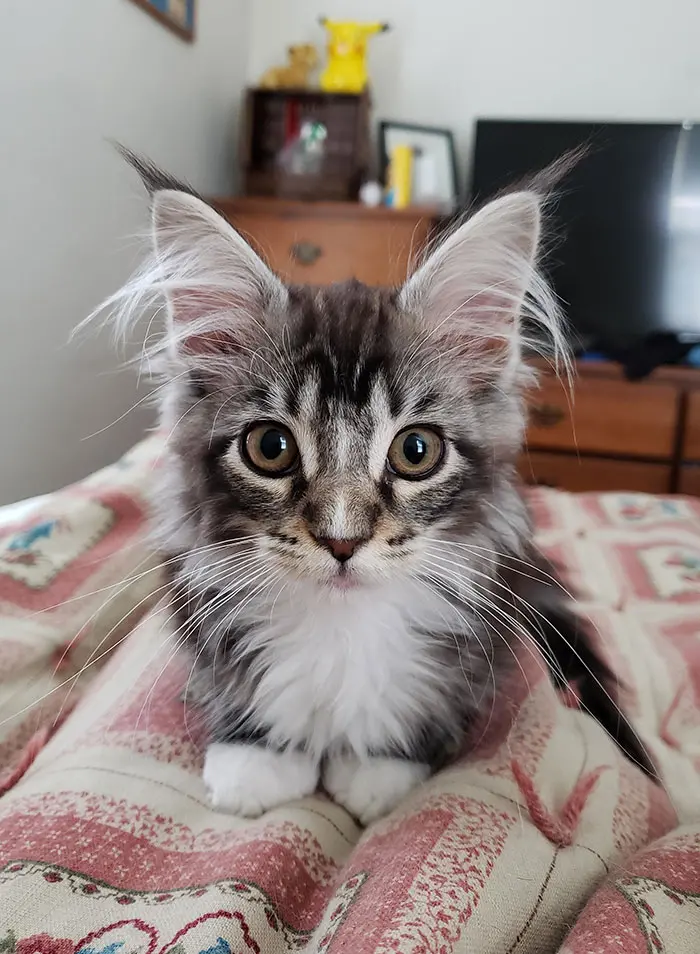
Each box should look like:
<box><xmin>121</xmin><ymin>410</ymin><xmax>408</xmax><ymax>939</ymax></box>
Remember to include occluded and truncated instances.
<box><xmin>103</xmin><ymin>154</ymin><xmax>653</xmax><ymax>824</ymax></box>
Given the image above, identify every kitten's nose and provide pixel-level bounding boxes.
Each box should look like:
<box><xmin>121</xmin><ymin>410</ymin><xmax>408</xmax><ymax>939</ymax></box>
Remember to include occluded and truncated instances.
<box><xmin>315</xmin><ymin>536</ymin><xmax>366</xmax><ymax>563</ymax></box>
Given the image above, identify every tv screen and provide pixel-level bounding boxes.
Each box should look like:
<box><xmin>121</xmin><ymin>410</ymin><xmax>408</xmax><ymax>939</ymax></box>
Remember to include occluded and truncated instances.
<box><xmin>469</xmin><ymin>120</ymin><xmax>700</xmax><ymax>351</ymax></box>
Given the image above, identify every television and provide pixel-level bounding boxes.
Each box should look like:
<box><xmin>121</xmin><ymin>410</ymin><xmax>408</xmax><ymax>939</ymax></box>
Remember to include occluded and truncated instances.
<box><xmin>469</xmin><ymin>120</ymin><xmax>700</xmax><ymax>354</ymax></box>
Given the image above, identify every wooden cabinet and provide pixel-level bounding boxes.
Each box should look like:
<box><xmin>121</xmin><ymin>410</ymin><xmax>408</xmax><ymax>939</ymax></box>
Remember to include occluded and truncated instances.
<box><xmin>211</xmin><ymin>197</ymin><xmax>437</xmax><ymax>287</ymax></box>
<box><xmin>522</xmin><ymin>360</ymin><xmax>700</xmax><ymax>494</ymax></box>
<box><xmin>678</xmin><ymin>466</ymin><xmax>700</xmax><ymax>496</ymax></box>
<box><xmin>526</xmin><ymin>375</ymin><xmax>678</xmax><ymax>459</ymax></box>
<box><xmin>683</xmin><ymin>391</ymin><xmax>700</xmax><ymax>461</ymax></box>
<box><xmin>680</xmin><ymin>390</ymin><xmax>700</xmax><ymax>496</ymax></box>
<box><xmin>518</xmin><ymin>452</ymin><xmax>672</xmax><ymax>494</ymax></box>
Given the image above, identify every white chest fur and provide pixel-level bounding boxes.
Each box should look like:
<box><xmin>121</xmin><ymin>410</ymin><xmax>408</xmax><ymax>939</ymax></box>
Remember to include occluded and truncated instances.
<box><xmin>238</xmin><ymin>579</ymin><xmax>464</xmax><ymax>759</ymax></box>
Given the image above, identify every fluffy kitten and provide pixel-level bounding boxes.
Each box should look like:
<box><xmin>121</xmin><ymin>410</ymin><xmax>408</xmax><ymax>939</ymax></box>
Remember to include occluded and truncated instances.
<box><xmin>104</xmin><ymin>154</ymin><xmax>653</xmax><ymax>824</ymax></box>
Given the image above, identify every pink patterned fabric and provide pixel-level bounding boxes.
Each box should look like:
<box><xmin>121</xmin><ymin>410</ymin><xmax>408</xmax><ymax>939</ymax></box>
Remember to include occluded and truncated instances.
<box><xmin>0</xmin><ymin>444</ymin><xmax>698</xmax><ymax>952</ymax></box>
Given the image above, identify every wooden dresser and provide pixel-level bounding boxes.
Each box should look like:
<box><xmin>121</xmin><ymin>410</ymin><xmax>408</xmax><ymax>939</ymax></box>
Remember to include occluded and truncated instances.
<box><xmin>213</xmin><ymin>197</ymin><xmax>436</xmax><ymax>287</ymax></box>
<box><xmin>521</xmin><ymin>360</ymin><xmax>700</xmax><ymax>494</ymax></box>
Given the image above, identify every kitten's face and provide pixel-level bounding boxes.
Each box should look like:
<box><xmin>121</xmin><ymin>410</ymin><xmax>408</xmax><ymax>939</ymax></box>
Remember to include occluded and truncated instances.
<box><xmin>170</xmin><ymin>284</ymin><xmax>512</xmax><ymax>592</ymax></box>
<box><xmin>130</xmin><ymin>185</ymin><xmax>561</xmax><ymax>595</ymax></box>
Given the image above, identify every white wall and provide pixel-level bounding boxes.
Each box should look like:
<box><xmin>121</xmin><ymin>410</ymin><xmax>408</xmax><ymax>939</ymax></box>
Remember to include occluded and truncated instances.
<box><xmin>249</xmin><ymin>0</ymin><xmax>700</xmax><ymax>190</ymax></box>
<box><xmin>0</xmin><ymin>0</ymin><xmax>250</xmax><ymax>504</ymax></box>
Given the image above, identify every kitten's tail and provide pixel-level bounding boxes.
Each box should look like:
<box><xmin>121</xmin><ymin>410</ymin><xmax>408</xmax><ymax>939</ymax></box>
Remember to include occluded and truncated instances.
<box><xmin>535</xmin><ymin>605</ymin><xmax>658</xmax><ymax>779</ymax></box>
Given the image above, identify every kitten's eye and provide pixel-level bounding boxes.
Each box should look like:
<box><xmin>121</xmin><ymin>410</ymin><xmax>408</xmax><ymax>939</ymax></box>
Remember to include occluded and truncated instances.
<box><xmin>242</xmin><ymin>423</ymin><xmax>299</xmax><ymax>476</ymax></box>
<box><xmin>387</xmin><ymin>427</ymin><xmax>444</xmax><ymax>480</ymax></box>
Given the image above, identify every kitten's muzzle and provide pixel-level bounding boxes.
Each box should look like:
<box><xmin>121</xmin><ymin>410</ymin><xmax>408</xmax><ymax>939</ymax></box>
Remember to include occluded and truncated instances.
<box><xmin>312</xmin><ymin>535</ymin><xmax>369</xmax><ymax>563</ymax></box>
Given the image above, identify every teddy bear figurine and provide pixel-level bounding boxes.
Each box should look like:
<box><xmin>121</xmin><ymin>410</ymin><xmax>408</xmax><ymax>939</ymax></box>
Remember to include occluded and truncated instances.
<box><xmin>259</xmin><ymin>44</ymin><xmax>320</xmax><ymax>90</ymax></box>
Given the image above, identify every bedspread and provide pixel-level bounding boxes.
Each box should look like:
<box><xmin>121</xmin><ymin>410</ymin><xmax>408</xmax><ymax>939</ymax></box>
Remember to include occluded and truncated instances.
<box><xmin>0</xmin><ymin>436</ymin><xmax>698</xmax><ymax>953</ymax></box>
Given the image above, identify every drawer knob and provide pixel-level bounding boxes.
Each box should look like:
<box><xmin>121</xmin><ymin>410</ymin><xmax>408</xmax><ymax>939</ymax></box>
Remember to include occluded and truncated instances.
<box><xmin>530</xmin><ymin>403</ymin><xmax>565</xmax><ymax>427</ymax></box>
<box><xmin>290</xmin><ymin>241</ymin><xmax>322</xmax><ymax>266</ymax></box>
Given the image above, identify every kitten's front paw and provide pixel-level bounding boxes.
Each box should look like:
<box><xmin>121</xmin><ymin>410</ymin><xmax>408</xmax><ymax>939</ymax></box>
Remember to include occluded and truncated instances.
<box><xmin>324</xmin><ymin>754</ymin><xmax>429</xmax><ymax>825</ymax></box>
<box><xmin>204</xmin><ymin>743</ymin><xmax>318</xmax><ymax>818</ymax></box>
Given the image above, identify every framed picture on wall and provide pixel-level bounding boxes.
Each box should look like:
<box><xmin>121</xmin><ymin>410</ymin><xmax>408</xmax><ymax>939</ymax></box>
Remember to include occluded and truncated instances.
<box><xmin>128</xmin><ymin>0</ymin><xmax>196</xmax><ymax>42</ymax></box>
<box><xmin>379</xmin><ymin>121</ymin><xmax>459</xmax><ymax>212</ymax></box>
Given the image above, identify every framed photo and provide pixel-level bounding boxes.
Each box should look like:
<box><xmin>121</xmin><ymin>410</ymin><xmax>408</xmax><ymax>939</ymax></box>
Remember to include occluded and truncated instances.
<box><xmin>379</xmin><ymin>121</ymin><xmax>458</xmax><ymax>212</ymax></box>
<box><xmin>128</xmin><ymin>0</ymin><xmax>196</xmax><ymax>42</ymax></box>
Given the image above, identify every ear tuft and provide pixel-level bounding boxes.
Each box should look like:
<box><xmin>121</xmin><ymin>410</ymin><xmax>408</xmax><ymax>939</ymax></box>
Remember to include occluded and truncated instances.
<box><xmin>149</xmin><ymin>189</ymin><xmax>287</xmax><ymax>359</ymax></box>
<box><xmin>400</xmin><ymin>191</ymin><xmax>567</xmax><ymax>380</ymax></box>
<box><xmin>86</xmin><ymin>156</ymin><xmax>287</xmax><ymax>371</ymax></box>
<box><xmin>112</xmin><ymin>143</ymin><xmax>200</xmax><ymax>199</ymax></box>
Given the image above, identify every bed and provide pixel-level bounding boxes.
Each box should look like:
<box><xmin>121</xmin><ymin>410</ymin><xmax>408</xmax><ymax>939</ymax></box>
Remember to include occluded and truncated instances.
<box><xmin>0</xmin><ymin>434</ymin><xmax>698</xmax><ymax>952</ymax></box>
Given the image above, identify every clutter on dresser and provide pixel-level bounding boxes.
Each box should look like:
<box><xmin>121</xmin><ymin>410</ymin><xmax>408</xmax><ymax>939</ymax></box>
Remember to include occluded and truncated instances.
<box><xmin>240</xmin><ymin>88</ymin><xmax>371</xmax><ymax>201</ymax></box>
<box><xmin>358</xmin><ymin>181</ymin><xmax>383</xmax><ymax>207</ymax></box>
<box><xmin>380</xmin><ymin>121</ymin><xmax>459</xmax><ymax>213</ymax></box>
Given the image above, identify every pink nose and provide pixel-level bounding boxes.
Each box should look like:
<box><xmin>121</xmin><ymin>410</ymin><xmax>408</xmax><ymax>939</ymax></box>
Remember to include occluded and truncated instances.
<box><xmin>316</xmin><ymin>537</ymin><xmax>366</xmax><ymax>563</ymax></box>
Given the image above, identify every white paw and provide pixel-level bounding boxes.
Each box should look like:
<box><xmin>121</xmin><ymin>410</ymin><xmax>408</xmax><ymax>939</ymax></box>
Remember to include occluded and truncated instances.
<box><xmin>203</xmin><ymin>743</ymin><xmax>318</xmax><ymax>818</ymax></box>
<box><xmin>323</xmin><ymin>753</ymin><xmax>429</xmax><ymax>825</ymax></box>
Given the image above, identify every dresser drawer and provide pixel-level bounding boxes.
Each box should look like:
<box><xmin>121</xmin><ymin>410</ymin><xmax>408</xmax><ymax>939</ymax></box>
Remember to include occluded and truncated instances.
<box><xmin>526</xmin><ymin>374</ymin><xmax>678</xmax><ymax>459</ymax></box>
<box><xmin>519</xmin><ymin>452</ymin><xmax>672</xmax><ymax>493</ymax></box>
<box><xmin>231</xmin><ymin>213</ymin><xmax>426</xmax><ymax>285</ymax></box>
<box><xmin>678</xmin><ymin>465</ymin><xmax>700</xmax><ymax>496</ymax></box>
<box><xmin>213</xmin><ymin>199</ymin><xmax>435</xmax><ymax>287</ymax></box>
<box><xmin>682</xmin><ymin>391</ymin><xmax>700</xmax><ymax>461</ymax></box>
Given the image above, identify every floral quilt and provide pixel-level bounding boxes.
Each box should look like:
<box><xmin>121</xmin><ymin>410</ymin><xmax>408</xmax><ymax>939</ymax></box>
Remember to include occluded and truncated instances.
<box><xmin>0</xmin><ymin>436</ymin><xmax>698</xmax><ymax>953</ymax></box>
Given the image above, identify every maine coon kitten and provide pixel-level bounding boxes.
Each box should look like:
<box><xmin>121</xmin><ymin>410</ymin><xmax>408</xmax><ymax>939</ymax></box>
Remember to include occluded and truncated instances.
<box><xmin>104</xmin><ymin>154</ymin><xmax>653</xmax><ymax>824</ymax></box>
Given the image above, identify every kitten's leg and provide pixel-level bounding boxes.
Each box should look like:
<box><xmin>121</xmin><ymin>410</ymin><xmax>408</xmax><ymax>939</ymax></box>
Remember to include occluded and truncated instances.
<box><xmin>204</xmin><ymin>743</ymin><xmax>318</xmax><ymax>818</ymax></box>
<box><xmin>324</xmin><ymin>752</ymin><xmax>429</xmax><ymax>825</ymax></box>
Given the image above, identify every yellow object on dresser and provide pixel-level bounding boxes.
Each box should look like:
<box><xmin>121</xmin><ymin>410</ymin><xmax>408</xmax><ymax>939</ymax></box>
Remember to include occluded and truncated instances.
<box><xmin>386</xmin><ymin>144</ymin><xmax>414</xmax><ymax>210</ymax></box>
<box><xmin>318</xmin><ymin>18</ymin><xmax>389</xmax><ymax>93</ymax></box>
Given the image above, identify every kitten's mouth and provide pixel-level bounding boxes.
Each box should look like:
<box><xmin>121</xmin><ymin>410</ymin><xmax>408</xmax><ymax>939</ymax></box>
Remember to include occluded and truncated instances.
<box><xmin>327</xmin><ymin>567</ymin><xmax>361</xmax><ymax>591</ymax></box>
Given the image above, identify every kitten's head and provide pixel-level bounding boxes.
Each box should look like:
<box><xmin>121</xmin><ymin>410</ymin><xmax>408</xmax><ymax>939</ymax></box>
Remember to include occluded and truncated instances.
<box><xmin>108</xmin><ymin>166</ymin><xmax>564</xmax><ymax>594</ymax></box>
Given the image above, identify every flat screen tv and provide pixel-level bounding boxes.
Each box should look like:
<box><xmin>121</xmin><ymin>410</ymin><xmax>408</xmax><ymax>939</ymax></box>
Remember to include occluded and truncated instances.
<box><xmin>469</xmin><ymin>119</ymin><xmax>700</xmax><ymax>353</ymax></box>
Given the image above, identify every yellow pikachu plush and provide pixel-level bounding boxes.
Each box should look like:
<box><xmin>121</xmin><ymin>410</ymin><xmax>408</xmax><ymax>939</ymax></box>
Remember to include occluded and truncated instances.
<box><xmin>319</xmin><ymin>18</ymin><xmax>389</xmax><ymax>93</ymax></box>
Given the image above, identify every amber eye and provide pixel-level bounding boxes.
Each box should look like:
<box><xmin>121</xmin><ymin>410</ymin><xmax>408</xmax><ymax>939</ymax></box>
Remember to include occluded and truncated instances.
<box><xmin>242</xmin><ymin>423</ymin><xmax>299</xmax><ymax>476</ymax></box>
<box><xmin>387</xmin><ymin>427</ymin><xmax>444</xmax><ymax>480</ymax></box>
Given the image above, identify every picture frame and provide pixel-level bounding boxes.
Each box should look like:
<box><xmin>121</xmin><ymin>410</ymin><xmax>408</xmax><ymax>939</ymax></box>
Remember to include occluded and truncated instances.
<box><xmin>127</xmin><ymin>0</ymin><xmax>196</xmax><ymax>42</ymax></box>
<box><xmin>379</xmin><ymin>121</ymin><xmax>459</xmax><ymax>212</ymax></box>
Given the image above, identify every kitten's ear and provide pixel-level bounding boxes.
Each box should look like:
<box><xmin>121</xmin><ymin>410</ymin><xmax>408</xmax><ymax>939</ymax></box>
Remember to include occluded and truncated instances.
<box><xmin>399</xmin><ymin>191</ymin><xmax>562</xmax><ymax>378</ymax></box>
<box><xmin>150</xmin><ymin>189</ymin><xmax>287</xmax><ymax>358</ymax></box>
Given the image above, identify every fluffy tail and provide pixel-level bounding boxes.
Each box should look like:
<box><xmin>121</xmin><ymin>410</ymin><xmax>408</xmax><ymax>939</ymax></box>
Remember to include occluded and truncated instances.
<box><xmin>509</xmin><ymin>549</ymin><xmax>657</xmax><ymax>779</ymax></box>
<box><xmin>534</xmin><ymin>603</ymin><xmax>657</xmax><ymax>779</ymax></box>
